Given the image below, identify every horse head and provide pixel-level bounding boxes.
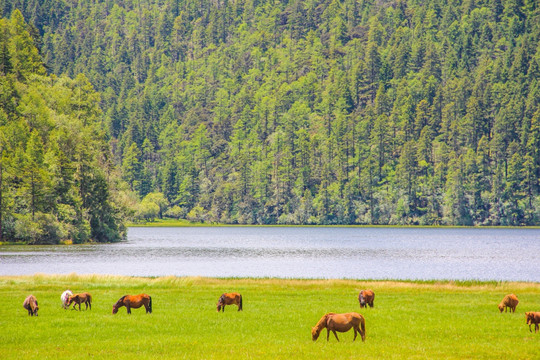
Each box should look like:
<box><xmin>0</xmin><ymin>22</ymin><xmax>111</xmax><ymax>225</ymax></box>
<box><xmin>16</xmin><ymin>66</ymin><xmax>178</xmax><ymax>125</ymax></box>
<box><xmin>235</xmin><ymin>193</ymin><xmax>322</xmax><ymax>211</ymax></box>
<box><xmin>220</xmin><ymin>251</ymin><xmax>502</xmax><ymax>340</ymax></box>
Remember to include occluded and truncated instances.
<box><xmin>311</xmin><ymin>326</ymin><xmax>320</xmax><ymax>341</ymax></box>
<box><xmin>216</xmin><ymin>295</ymin><xmax>225</xmax><ymax>312</ymax></box>
<box><xmin>526</xmin><ymin>312</ymin><xmax>532</xmax><ymax>324</ymax></box>
<box><xmin>498</xmin><ymin>303</ymin><xmax>504</xmax><ymax>313</ymax></box>
<box><xmin>112</xmin><ymin>296</ymin><xmax>123</xmax><ymax>314</ymax></box>
<box><xmin>359</xmin><ymin>291</ymin><xmax>366</xmax><ymax>306</ymax></box>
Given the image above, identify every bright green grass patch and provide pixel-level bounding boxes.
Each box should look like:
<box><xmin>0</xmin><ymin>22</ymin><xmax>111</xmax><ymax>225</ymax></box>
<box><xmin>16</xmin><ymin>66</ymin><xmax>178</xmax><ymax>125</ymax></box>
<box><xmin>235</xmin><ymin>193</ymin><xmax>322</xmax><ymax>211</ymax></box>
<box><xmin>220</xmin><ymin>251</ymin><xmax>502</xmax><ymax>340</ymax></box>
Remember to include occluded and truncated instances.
<box><xmin>1</xmin><ymin>275</ymin><xmax>539</xmax><ymax>359</ymax></box>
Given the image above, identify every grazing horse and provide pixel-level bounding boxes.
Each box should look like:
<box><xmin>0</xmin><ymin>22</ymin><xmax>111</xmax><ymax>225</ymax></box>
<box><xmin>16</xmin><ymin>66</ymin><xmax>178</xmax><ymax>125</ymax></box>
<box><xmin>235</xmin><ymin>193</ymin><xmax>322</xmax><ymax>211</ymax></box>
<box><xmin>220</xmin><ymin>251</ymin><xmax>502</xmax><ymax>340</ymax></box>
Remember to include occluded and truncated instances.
<box><xmin>358</xmin><ymin>289</ymin><xmax>375</xmax><ymax>308</ymax></box>
<box><xmin>498</xmin><ymin>294</ymin><xmax>519</xmax><ymax>313</ymax></box>
<box><xmin>525</xmin><ymin>312</ymin><xmax>540</xmax><ymax>333</ymax></box>
<box><xmin>216</xmin><ymin>293</ymin><xmax>243</xmax><ymax>312</ymax></box>
<box><xmin>311</xmin><ymin>312</ymin><xmax>366</xmax><ymax>342</ymax></box>
<box><xmin>112</xmin><ymin>294</ymin><xmax>152</xmax><ymax>315</ymax></box>
<box><xmin>61</xmin><ymin>290</ymin><xmax>73</xmax><ymax>309</ymax></box>
<box><xmin>23</xmin><ymin>295</ymin><xmax>39</xmax><ymax>316</ymax></box>
<box><xmin>68</xmin><ymin>292</ymin><xmax>92</xmax><ymax>311</ymax></box>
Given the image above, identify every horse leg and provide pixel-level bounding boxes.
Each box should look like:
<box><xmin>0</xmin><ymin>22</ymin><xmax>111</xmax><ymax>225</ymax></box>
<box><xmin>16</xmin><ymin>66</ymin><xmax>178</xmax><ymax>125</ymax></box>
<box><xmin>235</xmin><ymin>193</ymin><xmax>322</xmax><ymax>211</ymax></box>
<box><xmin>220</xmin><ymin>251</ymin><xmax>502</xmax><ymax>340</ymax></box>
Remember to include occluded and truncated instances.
<box><xmin>353</xmin><ymin>328</ymin><xmax>358</xmax><ymax>341</ymax></box>
<box><xmin>127</xmin><ymin>304</ymin><xmax>131</xmax><ymax>314</ymax></box>
<box><xmin>332</xmin><ymin>330</ymin><xmax>340</xmax><ymax>342</ymax></box>
<box><xmin>326</xmin><ymin>328</ymin><xmax>330</xmax><ymax>341</ymax></box>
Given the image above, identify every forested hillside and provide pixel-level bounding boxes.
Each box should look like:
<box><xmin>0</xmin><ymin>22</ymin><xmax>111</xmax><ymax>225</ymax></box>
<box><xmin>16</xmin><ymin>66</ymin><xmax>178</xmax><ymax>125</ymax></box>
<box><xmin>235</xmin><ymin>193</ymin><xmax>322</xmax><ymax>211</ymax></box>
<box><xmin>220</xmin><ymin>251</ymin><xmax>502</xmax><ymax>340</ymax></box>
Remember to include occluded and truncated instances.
<box><xmin>0</xmin><ymin>10</ymin><xmax>127</xmax><ymax>243</ymax></box>
<box><xmin>5</xmin><ymin>0</ymin><xmax>540</xmax><ymax>225</ymax></box>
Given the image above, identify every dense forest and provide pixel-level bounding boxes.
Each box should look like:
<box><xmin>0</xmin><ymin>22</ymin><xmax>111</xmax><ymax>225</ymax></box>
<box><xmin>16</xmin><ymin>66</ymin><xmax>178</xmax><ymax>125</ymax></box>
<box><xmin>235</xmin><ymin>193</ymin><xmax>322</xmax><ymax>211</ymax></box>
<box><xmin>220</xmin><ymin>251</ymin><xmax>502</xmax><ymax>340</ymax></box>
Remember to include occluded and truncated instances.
<box><xmin>0</xmin><ymin>10</ymin><xmax>127</xmax><ymax>243</ymax></box>
<box><xmin>3</xmin><ymin>0</ymin><xmax>540</xmax><ymax>228</ymax></box>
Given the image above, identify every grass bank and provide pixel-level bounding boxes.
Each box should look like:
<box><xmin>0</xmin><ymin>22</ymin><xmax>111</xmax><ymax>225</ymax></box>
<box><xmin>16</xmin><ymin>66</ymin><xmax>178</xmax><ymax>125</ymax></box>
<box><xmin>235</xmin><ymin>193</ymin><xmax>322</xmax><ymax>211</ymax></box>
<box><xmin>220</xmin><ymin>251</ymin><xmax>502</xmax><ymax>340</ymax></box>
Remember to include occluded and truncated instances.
<box><xmin>1</xmin><ymin>275</ymin><xmax>539</xmax><ymax>359</ymax></box>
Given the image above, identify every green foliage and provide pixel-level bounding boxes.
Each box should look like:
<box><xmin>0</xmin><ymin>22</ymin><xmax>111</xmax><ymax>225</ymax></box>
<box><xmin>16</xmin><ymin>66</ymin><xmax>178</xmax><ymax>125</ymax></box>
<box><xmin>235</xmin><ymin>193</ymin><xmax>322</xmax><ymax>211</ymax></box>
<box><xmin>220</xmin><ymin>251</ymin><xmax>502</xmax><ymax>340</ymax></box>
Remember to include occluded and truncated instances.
<box><xmin>6</xmin><ymin>0</ymin><xmax>540</xmax><ymax>225</ymax></box>
<box><xmin>0</xmin><ymin>11</ymin><xmax>126</xmax><ymax>243</ymax></box>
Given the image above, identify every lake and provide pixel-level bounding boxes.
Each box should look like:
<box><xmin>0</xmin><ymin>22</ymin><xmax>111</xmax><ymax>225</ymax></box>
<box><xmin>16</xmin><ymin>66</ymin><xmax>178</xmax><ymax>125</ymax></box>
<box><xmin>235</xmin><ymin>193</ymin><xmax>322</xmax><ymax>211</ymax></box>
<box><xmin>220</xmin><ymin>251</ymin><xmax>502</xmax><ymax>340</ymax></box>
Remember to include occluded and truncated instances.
<box><xmin>1</xmin><ymin>227</ymin><xmax>539</xmax><ymax>281</ymax></box>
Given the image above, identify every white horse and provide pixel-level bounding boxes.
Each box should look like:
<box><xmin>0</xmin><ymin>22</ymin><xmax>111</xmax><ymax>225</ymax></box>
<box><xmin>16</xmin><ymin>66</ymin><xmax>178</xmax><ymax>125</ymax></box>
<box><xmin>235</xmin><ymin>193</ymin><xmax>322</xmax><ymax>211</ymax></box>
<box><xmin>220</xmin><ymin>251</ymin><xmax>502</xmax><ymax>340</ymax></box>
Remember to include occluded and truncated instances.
<box><xmin>61</xmin><ymin>290</ymin><xmax>73</xmax><ymax>309</ymax></box>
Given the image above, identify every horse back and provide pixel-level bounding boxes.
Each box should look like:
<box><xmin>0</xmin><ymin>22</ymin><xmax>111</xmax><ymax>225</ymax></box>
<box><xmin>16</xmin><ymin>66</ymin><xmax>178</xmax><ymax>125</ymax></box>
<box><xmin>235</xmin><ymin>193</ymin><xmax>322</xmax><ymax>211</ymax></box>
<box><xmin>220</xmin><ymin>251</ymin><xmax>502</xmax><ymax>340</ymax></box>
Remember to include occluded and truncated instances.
<box><xmin>502</xmin><ymin>294</ymin><xmax>519</xmax><ymax>307</ymax></box>
<box><xmin>527</xmin><ymin>312</ymin><xmax>540</xmax><ymax>324</ymax></box>
<box><xmin>126</xmin><ymin>293</ymin><xmax>150</xmax><ymax>307</ymax></box>
<box><xmin>23</xmin><ymin>295</ymin><xmax>37</xmax><ymax>308</ymax></box>
<box><xmin>223</xmin><ymin>292</ymin><xmax>241</xmax><ymax>305</ymax></box>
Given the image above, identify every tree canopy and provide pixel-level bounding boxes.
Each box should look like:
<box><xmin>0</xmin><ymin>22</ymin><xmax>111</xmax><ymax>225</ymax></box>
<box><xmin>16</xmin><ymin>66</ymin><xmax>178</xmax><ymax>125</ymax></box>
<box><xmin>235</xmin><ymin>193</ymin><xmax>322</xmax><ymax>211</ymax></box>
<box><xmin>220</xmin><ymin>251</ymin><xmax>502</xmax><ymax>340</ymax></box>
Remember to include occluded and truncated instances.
<box><xmin>0</xmin><ymin>10</ymin><xmax>127</xmax><ymax>243</ymax></box>
<box><xmin>4</xmin><ymin>0</ymin><xmax>540</xmax><ymax>226</ymax></box>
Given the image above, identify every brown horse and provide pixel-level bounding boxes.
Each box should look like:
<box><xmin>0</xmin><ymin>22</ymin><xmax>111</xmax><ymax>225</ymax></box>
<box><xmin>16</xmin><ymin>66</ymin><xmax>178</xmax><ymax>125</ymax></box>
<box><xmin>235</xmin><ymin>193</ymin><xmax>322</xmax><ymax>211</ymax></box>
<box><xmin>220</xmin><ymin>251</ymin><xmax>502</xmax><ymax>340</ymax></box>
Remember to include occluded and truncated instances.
<box><xmin>358</xmin><ymin>289</ymin><xmax>375</xmax><ymax>308</ymax></box>
<box><xmin>23</xmin><ymin>295</ymin><xmax>39</xmax><ymax>316</ymax></box>
<box><xmin>498</xmin><ymin>294</ymin><xmax>519</xmax><ymax>313</ymax></box>
<box><xmin>525</xmin><ymin>312</ymin><xmax>540</xmax><ymax>333</ymax></box>
<box><xmin>311</xmin><ymin>312</ymin><xmax>366</xmax><ymax>342</ymax></box>
<box><xmin>112</xmin><ymin>294</ymin><xmax>152</xmax><ymax>314</ymax></box>
<box><xmin>67</xmin><ymin>292</ymin><xmax>92</xmax><ymax>311</ymax></box>
<box><xmin>216</xmin><ymin>293</ymin><xmax>243</xmax><ymax>312</ymax></box>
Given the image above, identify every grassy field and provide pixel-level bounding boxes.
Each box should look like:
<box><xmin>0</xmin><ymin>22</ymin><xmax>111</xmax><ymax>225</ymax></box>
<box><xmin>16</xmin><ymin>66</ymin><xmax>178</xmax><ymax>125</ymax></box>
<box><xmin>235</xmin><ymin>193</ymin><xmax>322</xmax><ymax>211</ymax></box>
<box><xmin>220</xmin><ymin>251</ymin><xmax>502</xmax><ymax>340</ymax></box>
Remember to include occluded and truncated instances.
<box><xmin>1</xmin><ymin>275</ymin><xmax>539</xmax><ymax>359</ymax></box>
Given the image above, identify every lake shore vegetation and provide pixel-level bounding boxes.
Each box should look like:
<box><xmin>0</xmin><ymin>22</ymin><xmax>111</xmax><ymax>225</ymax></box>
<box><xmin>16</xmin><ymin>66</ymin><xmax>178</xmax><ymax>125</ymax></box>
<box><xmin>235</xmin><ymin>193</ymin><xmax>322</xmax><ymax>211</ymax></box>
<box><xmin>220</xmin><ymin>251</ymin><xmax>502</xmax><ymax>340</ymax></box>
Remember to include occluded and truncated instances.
<box><xmin>0</xmin><ymin>11</ymin><xmax>128</xmax><ymax>244</ymax></box>
<box><xmin>1</xmin><ymin>274</ymin><xmax>539</xmax><ymax>359</ymax></box>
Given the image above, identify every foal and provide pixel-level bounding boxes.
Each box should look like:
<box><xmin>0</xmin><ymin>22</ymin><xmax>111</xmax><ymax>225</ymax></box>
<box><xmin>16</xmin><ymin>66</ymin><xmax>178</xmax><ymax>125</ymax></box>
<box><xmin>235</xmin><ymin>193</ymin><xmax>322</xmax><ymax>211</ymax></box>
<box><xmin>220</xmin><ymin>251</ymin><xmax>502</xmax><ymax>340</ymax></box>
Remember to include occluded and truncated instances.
<box><xmin>68</xmin><ymin>292</ymin><xmax>92</xmax><ymax>311</ymax></box>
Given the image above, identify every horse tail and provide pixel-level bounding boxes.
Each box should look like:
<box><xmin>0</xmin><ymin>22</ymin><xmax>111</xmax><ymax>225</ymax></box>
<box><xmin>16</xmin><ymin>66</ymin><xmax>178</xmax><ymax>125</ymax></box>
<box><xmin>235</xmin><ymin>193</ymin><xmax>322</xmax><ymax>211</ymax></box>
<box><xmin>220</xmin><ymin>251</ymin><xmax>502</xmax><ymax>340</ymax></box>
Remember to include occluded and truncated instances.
<box><xmin>148</xmin><ymin>296</ymin><xmax>152</xmax><ymax>313</ymax></box>
<box><xmin>239</xmin><ymin>295</ymin><xmax>243</xmax><ymax>311</ymax></box>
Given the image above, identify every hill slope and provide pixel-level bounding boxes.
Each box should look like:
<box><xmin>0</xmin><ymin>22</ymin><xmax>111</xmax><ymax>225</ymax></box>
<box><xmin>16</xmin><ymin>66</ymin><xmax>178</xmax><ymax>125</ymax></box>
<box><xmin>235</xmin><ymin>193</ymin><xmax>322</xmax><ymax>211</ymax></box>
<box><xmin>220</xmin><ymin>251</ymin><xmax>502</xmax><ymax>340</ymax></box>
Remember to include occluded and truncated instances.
<box><xmin>6</xmin><ymin>0</ymin><xmax>540</xmax><ymax>225</ymax></box>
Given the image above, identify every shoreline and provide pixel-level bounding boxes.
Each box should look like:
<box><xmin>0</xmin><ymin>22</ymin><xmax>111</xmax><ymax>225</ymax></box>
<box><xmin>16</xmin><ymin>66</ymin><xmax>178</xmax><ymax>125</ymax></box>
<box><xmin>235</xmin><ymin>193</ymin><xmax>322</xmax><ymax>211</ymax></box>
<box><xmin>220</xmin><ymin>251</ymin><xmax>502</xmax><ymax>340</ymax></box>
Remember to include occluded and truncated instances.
<box><xmin>127</xmin><ymin>218</ymin><xmax>540</xmax><ymax>229</ymax></box>
<box><xmin>2</xmin><ymin>274</ymin><xmax>539</xmax><ymax>288</ymax></box>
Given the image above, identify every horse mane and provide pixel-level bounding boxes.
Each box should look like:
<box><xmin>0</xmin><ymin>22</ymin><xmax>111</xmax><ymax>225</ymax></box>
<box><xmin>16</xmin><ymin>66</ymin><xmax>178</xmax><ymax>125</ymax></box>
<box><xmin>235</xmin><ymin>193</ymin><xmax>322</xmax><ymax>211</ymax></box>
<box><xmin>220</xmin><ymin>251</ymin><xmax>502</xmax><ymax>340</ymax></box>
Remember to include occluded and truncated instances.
<box><xmin>314</xmin><ymin>313</ymin><xmax>335</xmax><ymax>331</ymax></box>
<box><xmin>117</xmin><ymin>295</ymin><xmax>127</xmax><ymax>303</ymax></box>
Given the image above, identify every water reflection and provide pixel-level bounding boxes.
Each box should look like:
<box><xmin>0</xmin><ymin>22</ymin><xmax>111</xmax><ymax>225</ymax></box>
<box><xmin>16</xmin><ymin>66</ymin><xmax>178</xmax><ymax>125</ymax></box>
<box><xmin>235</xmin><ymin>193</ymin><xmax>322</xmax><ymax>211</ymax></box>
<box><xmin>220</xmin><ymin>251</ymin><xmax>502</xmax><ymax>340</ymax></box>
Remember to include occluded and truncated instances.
<box><xmin>1</xmin><ymin>227</ymin><xmax>539</xmax><ymax>281</ymax></box>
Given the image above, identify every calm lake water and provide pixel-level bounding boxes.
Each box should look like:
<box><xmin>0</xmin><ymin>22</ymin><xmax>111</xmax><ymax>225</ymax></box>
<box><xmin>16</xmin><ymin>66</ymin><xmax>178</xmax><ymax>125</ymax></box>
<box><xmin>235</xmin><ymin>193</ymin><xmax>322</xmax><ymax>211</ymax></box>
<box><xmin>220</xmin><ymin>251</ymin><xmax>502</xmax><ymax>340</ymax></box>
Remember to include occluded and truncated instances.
<box><xmin>1</xmin><ymin>227</ymin><xmax>539</xmax><ymax>281</ymax></box>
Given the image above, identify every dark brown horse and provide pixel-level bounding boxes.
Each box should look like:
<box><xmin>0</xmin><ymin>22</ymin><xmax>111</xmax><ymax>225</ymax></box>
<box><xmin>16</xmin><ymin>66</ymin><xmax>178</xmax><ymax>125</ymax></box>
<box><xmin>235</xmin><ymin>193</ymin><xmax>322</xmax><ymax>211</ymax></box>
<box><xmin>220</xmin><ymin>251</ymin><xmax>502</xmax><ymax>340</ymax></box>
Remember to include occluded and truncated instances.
<box><xmin>525</xmin><ymin>312</ymin><xmax>540</xmax><ymax>333</ymax></box>
<box><xmin>23</xmin><ymin>295</ymin><xmax>39</xmax><ymax>316</ymax></box>
<box><xmin>358</xmin><ymin>289</ymin><xmax>375</xmax><ymax>308</ymax></box>
<box><xmin>67</xmin><ymin>292</ymin><xmax>92</xmax><ymax>311</ymax></box>
<box><xmin>112</xmin><ymin>294</ymin><xmax>152</xmax><ymax>314</ymax></box>
<box><xmin>311</xmin><ymin>312</ymin><xmax>366</xmax><ymax>342</ymax></box>
<box><xmin>498</xmin><ymin>294</ymin><xmax>519</xmax><ymax>313</ymax></box>
<box><xmin>216</xmin><ymin>292</ymin><xmax>243</xmax><ymax>312</ymax></box>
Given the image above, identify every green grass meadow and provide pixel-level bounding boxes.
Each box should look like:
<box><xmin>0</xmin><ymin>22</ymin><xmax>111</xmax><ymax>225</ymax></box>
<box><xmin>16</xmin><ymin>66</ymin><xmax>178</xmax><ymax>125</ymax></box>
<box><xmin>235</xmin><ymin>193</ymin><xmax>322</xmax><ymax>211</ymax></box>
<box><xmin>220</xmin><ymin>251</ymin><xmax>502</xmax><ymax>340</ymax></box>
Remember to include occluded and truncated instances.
<box><xmin>1</xmin><ymin>275</ymin><xmax>539</xmax><ymax>359</ymax></box>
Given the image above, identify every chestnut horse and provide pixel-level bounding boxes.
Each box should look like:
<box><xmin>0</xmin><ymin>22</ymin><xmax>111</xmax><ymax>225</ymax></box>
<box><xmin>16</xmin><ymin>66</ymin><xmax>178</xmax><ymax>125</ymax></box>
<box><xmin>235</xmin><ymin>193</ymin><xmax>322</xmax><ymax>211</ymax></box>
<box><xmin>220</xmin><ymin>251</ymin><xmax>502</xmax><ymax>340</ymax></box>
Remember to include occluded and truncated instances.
<box><xmin>311</xmin><ymin>312</ymin><xmax>365</xmax><ymax>342</ymax></box>
<box><xmin>358</xmin><ymin>289</ymin><xmax>375</xmax><ymax>308</ymax></box>
<box><xmin>112</xmin><ymin>294</ymin><xmax>152</xmax><ymax>314</ymax></box>
<box><xmin>61</xmin><ymin>290</ymin><xmax>72</xmax><ymax>309</ymax></box>
<box><xmin>67</xmin><ymin>292</ymin><xmax>92</xmax><ymax>311</ymax></box>
<box><xmin>525</xmin><ymin>312</ymin><xmax>540</xmax><ymax>333</ymax></box>
<box><xmin>498</xmin><ymin>294</ymin><xmax>519</xmax><ymax>313</ymax></box>
<box><xmin>216</xmin><ymin>293</ymin><xmax>243</xmax><ymax>312</ymax></box>
<box><xmin>23</xmin><ymin>295</ymin><xmax>39</xmax><ymax>316</ymax></box>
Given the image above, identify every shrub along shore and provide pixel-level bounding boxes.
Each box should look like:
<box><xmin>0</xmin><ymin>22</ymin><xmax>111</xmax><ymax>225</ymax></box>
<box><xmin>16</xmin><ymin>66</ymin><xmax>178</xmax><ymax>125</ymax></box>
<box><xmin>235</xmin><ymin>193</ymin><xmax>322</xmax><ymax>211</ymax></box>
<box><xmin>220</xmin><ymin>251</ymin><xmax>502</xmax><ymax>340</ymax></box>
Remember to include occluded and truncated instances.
<box><xmin>1</xmin><ymin>274</ymin><xmax>539</xmax><ymax>359</ymax></box>
<box><xmin>127</xmin><ymin>218</ymin><xmax>540</xmax><ymax>228</ymax></box>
